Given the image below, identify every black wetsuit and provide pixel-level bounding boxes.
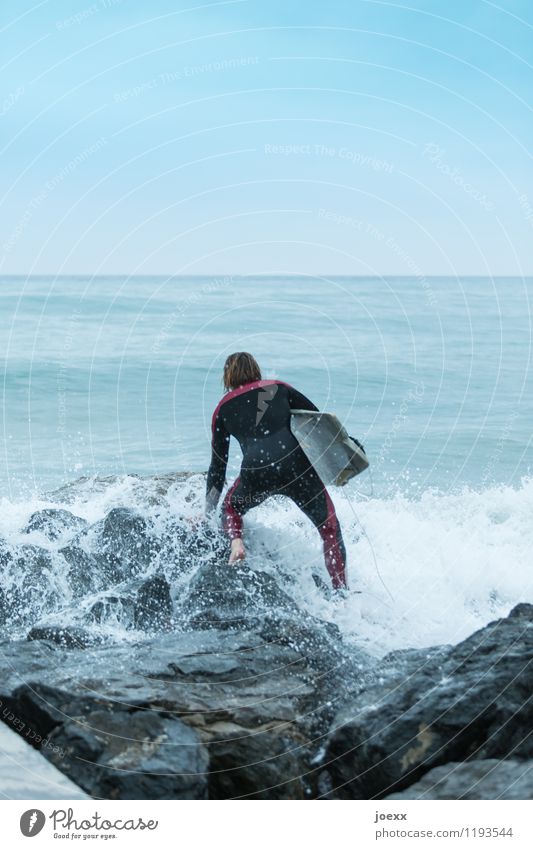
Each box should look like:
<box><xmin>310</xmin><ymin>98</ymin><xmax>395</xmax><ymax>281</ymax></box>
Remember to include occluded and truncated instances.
<box><xmin>205</xmin><ymin>379</ymin><xmax>347</xmax><ymax>589</ymax></box>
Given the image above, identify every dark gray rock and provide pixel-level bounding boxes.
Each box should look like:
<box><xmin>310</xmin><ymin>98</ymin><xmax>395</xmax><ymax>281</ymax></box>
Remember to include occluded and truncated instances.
<box><xmin>1</xmin><ymin>681</ymin><xmax>208</xmax><ymax>799</ymax></box>
<box><xmin>156</xmin><ymin>519</ymin><xmax>229</xmax><ymax>581</ymax></box>
<box><xmin>322</xmin><ymin>603</ymin><xmax>533</xmax><ymax>799</ymax></box>
<box><xmin>28</xmin><ymin>575</ymin><xmax>173</xmax><ymax>641</ymax></box>
<box><xmin>45</xmin><ymin>472</ymin><xmax>196</xmax><ymax>506</ymax></box>
<box><xmin>23</xmin><ymin>509</ymin><xmax>88</xmax><ymax>541</ymax></box>
<box><xmin>387</xmin><ymin>759</ymin><xmax>533</xmax><ymax>800</ymax></box>
<box><xmin>134</xmin><ymin>575</ymin><xmax>173</xmax><ymax>630</ymax></box>
<box><xmin>27</xmin><ymin>625</ymin><xmax>105</xmax><ymax>649</ymax></box>
<box><xmin>46</xmin><ymin>708</ymin><xmax>209</xmax><ymax>800</ymax></box>
<box><xmin>0</xmin><ymin>537</ymin><xmax>11</xmax><ymax>568</ymax></box>
<box><xmin>182</xmin><ymin>558</ymin><xmax>305</xmax><ymax>631</ymax></box>
<box><xmin>0</xmin><ymin>576</ymin><xmax>369</xmax><ymax>800</ymax></box>
<box><xmin>88</xmin><ymin>575</ymin><xmax>173</xmax><ymax>632</ymax></box>
<box><xmin>101</xmin><ymin>507</ymin><xmax>158</xmax><ymax>578</ymax></box>
<box><xmin>59</xmin><ymin>545</ymin><xmax>123</xmax><ymax>596</ymax></box>
<box><xmin>58</xmin><ymin>508</ymin><xmax>160</xmax><ymax>598</ymax></box>
<box><xmin>89</xmin><ymin>594</ymin><xmax>136</xmax><ymax>628</ymax></box>
<box><xmin>0</xmin><ymin>546</ymin><xmax>57</xmax><ymax>630</ymax></box>
<box><xmin>207</xmin><ymin>730</ymin><xmax>308</xmax><ymax>799</ymax></box>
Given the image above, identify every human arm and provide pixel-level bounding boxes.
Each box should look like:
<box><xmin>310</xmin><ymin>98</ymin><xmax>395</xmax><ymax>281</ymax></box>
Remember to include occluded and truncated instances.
<box><xmin>205</xmin><ymin>411</ymin><xmax>230</xmax><ymax>515</ymax></box>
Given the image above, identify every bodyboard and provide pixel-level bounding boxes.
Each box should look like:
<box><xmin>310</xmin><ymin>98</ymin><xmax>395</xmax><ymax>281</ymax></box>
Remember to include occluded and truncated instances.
<box><xmin>290</xmin><ymin>410</ymin><xmax>369</xmax><ymax>487</ymax></box>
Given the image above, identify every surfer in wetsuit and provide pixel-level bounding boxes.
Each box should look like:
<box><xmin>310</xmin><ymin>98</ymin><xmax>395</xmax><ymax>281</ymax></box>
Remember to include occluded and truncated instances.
<box><xmin>205</xmin><ymin>352</ymin><xmax>348</xmax><ymax>590</ymax></box>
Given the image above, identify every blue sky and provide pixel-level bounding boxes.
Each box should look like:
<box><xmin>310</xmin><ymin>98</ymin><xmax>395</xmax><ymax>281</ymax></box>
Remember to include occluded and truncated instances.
<box><xmin>0</xmin><ymin>0</ymin><xmax>532</xmax><ymax>275</ymax></box>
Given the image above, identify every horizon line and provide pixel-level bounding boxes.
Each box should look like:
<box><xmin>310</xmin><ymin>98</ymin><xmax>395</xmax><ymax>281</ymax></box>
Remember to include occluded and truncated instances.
<box><xmin>1</xmin><ymin>273</ymin><xmax>532</xmax><ymax>280</ymax></box>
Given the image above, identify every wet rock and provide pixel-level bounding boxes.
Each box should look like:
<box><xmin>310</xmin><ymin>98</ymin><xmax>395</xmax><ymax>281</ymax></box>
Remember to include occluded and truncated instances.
<box><xmin>1</xmin><ymin>681</ymin><xmax>208</xmax><ymax>799</ymax></box>
<box><xmin>27</xmin><ymin>625</ymin><xmax>104</xmax><ymax>649</ymax></box>
<box><xmin>0</xmin><ymin>597</ymin><xmax>370</xmax><ymax>799</ymax></box>
<box><xmin>59</xmin><ymin>545</ymin><xmax>123</xmax><ymax>596</ymax></box>
<box><xmin>87</xmin><ymin>575</ymin><xmax>173</xmax><ymax>632</ymax></box>
<box><xmin>23</xmin><ymin>509</ymin><xmax>87</xmax><ymax>541</ymax></box>
<box><xmin>0</xmin><ymin>546</ymin><xmax>57</xmax><ymax>630</ymax></box>
<box><xmin>89</xmin><ymin>594</ymin><xmax>136</xmax><ymax>629</ymax></box>
<box><xmin>46</xmin><ymin>708</ymin><xmax>209</xmax><ymax>800</ymax></box>
<box><xmin>26</xmin><ymin>574</ymin><xmax>174</xmax><ymax>639</ymax></box>
<box><xmin>134</xmin><ymin>575</ymin><xmax>173</xmax><ymax>630</ymax></box>
<box><xmin>387</xmin><ymin>758</ymin><xmax>533</xmax><ymax>800</ymax></box>
<box><xmin>0</xmin><ymin>537</ymin><xmax>12</xmax><ymax>568</ymax></box>
<box><xmin>208</xmin><ymin>731</ymin><xmax>307</xmax><ymax>799</ymax></box>
<box><xmin>45</xmin><ymin>471</ymin><xmax>197</xmax><ymax>507</ymax></box>
<box><xmin>59</xmin><ymin>508</ymin><xmax>162</xmax><ymax>591</ymax></box>
<box><xmin>156</xmin><ymin>519</ymin><xmax>228</xmax><ymax>580</ymax></box>
<box><xmin>181</xmin><ymin>558</ymin><xmax>302</xmax><ymax>630</ymax></box>
<box><xmin>101</xmin><ymin>507</ymin><xmax>158</xmax><ymax>577</ymax></box>
<box><xmin>322</xmin><ymin>603</ymin><xmax>533</xmax><ymax>799</ymax></box>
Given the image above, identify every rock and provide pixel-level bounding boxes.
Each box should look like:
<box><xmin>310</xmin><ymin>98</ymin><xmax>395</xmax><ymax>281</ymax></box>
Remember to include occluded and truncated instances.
<box><xmin>89</xmin><ymin>594</ymin><xmax>136</xmax><ymax>629</ymax></box>
<box><xmin>387</xmin><ymin>759</ymin><xmax>533</xmax><ymax>800</ymax></box>
<box><xmin>58</xmin><ymin>508</ymin><xmax>161</xmax><ymax>593</ymax></box>
<box><xmin>322</xmin><ymin>603</ymin><xmax>533</xmax><ymax>798</ymax></box>
<box><xmin>0</xmin><ymin>598</ymin><xmax>370</xmax><ymax>799</ymax></box>
<box><xmin>101</xmin><ymin>507</ymin><xmax>158</xmax><ymax>577</ymax></box>
<box><xmin>27</xmin><ymin>575</ymin><xmax>173</xmax><ymax>640</ymax></box>
<box><xmin>27</xmin><ymin>625</ymin><xmax>105</xmax><ymax>649</ymax></box>
<box><xmin>23</xmin><ymin>509</ymin><xmax>87</xmax><ymax>541</ymax></box>
<box><xmin>156</xmin><ymin>520</ymin><xmax>228</xmax><ymax>580</ymax></box>
<box><xmin>0</xmin><ymin>537</ymin><xmax>11</xmax><ymax>568</ymax></box>
<box><xmin>45</xmin><ymin>472</ymin><xmax>196</xmax><ymax>506</ymax></box>
<box><xmin>208</xmin><ymin>731</ymin><xmax>307</xmax><ymax>799</ymax></box>
<box><xmin>88</xmin><ymin>575</ymin><xmax>173</xmax><ymax>632</ymax></box>
<box><xmin>1</xmin><ymin>681</ymin><xmax>208</xmax><ymax>799</ymax></box>
<box><xmin>181</xmin><ymin>558</ymin><xmax>303</xmax><ymax>630</ymax></box>
<box><xmin>0</xmin><ymin>546</ymin><xmax>57</xmax><ymax>631</ymax></box>
<box><xmin>59</xmin><ymin>545</ymin><xmax>123</xmax><ymax>596</ymax></box>
<box><xmin>46</xmin><ymin>708</ymin><xmax>209</xmax><ymax>799</ymax></box>
<box><xmin>134</xmin><ymin>575</ymin><xmax>173</xmax><ymax>630</ymax></box>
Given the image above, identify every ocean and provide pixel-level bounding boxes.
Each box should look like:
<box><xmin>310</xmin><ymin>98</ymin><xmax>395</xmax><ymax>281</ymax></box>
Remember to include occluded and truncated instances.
<box><xmin>0</xmin><ymin>275</ymin><xmax>532</xmax><ymax>654</ymax></box>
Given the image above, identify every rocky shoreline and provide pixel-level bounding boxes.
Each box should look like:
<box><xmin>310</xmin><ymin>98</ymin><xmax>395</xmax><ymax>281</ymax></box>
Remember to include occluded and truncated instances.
<box><xmin>0</xmin><ymin>485</ymin><xmax>532</xmax><ymax>799</ymax></box>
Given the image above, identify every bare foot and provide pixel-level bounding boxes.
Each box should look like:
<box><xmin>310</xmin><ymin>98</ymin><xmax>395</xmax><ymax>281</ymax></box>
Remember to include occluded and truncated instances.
<box><xmin>228</xmin><ymin>538</ymin><xmax>246</xmax><ymax>564</ymax></box>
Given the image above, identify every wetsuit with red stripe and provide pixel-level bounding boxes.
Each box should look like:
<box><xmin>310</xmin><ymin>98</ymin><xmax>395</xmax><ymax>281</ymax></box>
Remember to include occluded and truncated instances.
<box><xmin>205</xmin><ymin>379</ymin><xmax>347</xmax><ymax>589</ymax></box>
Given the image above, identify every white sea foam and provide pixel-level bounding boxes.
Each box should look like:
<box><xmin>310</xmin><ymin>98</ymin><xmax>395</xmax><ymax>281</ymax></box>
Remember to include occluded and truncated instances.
<box><xmin>1</xmin><ymin>474</ymin><xmax>531</xmax><ymax>655</ymax></box>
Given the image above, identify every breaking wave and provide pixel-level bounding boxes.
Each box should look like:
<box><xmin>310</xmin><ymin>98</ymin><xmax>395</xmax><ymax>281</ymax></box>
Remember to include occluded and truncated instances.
<box><xmin>0</xmin><ymin>472</ymin><xmax>531</xmax><ymax>656</ymax></box>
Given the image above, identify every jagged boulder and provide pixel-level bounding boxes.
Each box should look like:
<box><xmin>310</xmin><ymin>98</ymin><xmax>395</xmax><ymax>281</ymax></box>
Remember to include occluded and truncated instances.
<box><xmin>181</xmin><ymin>558</ymin><xmax>302</xmax><ymax>630</ymax></box>
<box><xmin>0</xmin><ymin>546</ymin><xmax>57</xmax><ymax>630</ymax></box>
<box><xmin>100</xmin><ymin>507</ymin><xmax>157</xmax><ymax>576</ymax></box>
<box><xmin>387</xmin><ymin>758</ymin><xmax>533</xmax><ymax>800</ymax></box>
<box><xmin>88</xmin><ymin>574</ymin><xmax>173</xmax><ymax>632</ymax></box>
<box><xmin>47</xmin><ymin>707</ymin><xmax>209</xmax><ymax>799</ymax></box>
<box><xmin>23</xmin><ymin>509</ymin><xmax>88</xmax><ymax>541</ymax></box>
<box><xmin>133</xmin><ymin>575</ymin><xmax>173</xmax><ymax>630</ymax></box>
<box><xmin>28</xmin><ymin>575</ymin><xmax>174</xmax><ymax>642</ymax></box>
<box><xmin>58</xmin><ymin>508</ymin><xmax>160</xmax><ymax>597</ymax></box>
<box><xmin>0</xmin><ymin>596</ymin><xmax>370</xmax><ymax>799</ymax></box>
<box><xmin>59</xmin><ymin>544</ymin><xmax>123</xmax><ymax>597</ymax></box>
<box><xmin>27</xmin><ymin>626</ymin><xmax>105</xmax><ymax>649</ymax></box>
<box><xmin>321</xmin><ymin>603</ymin><xmax>533</xmax><ymax>798</ymax></box>
<box><xmin>1</xmin><ymin>682</ymin><xmax>208</xmax><ymax>799</ymax></box>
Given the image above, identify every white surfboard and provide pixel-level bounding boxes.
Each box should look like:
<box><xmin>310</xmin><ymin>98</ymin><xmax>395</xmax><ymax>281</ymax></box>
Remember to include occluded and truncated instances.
<box><xmin>290</xmin><ymin>410</ymin><xmax>369</xmax><ymax>487</ymax></box>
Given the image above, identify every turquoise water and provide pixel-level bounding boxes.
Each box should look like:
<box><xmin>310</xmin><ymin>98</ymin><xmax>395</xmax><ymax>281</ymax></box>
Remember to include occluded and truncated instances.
<box><xmin>1</xmin><ymin>275</ymin><xmax>532</xmax><ymax>652</ymax></box>
<box><xmin>0</xmin><ymin>275</ymin><xmax>531</xmax><ymax>497</ymax></box>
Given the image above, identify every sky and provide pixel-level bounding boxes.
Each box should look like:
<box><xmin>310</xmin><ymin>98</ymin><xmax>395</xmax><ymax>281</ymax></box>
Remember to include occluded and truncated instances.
<box><xmin>0</xmin><ymin>0</ymin><xmax>532</xmax><ymax>276</ymax></box>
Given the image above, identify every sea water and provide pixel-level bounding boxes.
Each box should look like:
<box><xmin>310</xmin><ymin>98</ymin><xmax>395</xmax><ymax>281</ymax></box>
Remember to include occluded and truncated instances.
<box><xmin>0</xmin><ymin>275</ymin><xmax>531</xmax><ymax>653</ymax></box>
